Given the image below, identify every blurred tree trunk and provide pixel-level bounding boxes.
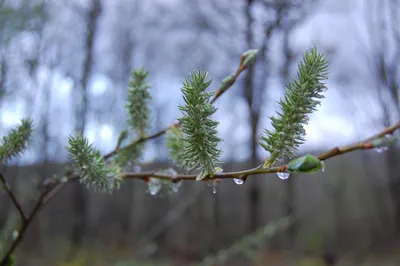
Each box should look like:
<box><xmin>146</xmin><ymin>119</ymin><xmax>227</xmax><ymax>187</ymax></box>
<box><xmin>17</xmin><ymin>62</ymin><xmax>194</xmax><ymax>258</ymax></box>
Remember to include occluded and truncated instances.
<box><xmin>243</xmin><ymin>0</ymin><xmax>262</xmax><ymax>234</ymax></box>
<box><xmin>116</xmin><ymin>26</ymin><xmax>135</xmax><ymax>247</ymax></box>
<box><xmin>70</xmin><ymin>0</ymin><xmax>102</xmax><ymax>258</ymax></box>
<box><xmin>365</xmin><ymin>0</ymin><xmax>400</xmax><ymax>237</ymax></box>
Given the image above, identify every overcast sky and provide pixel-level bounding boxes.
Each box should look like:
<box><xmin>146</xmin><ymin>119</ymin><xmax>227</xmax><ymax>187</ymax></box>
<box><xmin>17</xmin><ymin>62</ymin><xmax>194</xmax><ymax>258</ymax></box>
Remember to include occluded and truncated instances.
<box><xmin>1</xmin><ymin>0</ymin><xmax>396</xmax><ymax>165</ymax></box>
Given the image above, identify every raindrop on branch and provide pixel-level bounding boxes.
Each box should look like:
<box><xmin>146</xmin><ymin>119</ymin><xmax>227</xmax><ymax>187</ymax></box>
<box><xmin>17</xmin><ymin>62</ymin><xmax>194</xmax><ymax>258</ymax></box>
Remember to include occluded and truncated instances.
<box><xmin>233</xmin><ymin>178</ymin><xmax>244</xmax><ymax>185</ymax></box>
<box><xmin>149</xmin><ymin>186</ymin><xmax>159</xmax><ymax>196</ymax></box>
<box><xmin>277</xmin><ymin>172</ymin><xmax>290</xmax><ymax>180</ymax></box>
<box><xmin>147</xmin><ymin>178</ymin><xmax>161</xmax><ymax>196</ymax></box>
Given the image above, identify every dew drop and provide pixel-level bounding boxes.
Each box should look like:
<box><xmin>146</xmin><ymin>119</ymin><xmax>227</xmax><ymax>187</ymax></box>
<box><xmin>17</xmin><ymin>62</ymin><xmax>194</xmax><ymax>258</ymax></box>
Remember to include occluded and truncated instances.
<box><xmin>171</xmin><ymin>182</ymin><xmax>181</xmax><ymax>193</ymax></box>
<box><xmin>321</xmin><ymin>161</ymin><xmax>325</xmax><ymax>172</ymax></box>
<box><xmin>212</xmin><ymin>186</ymin><xmax>217</xmax><ymax>194</ymax></box>
<box><xmin>147</xmin><ymin>178</ymin><xmax>161</xmax><ymax>196</ymax></box>
<box><xmin>277</xmin><ymin>172</ymin><xmax>290</xmax><ymax>180</ymax></box>
<box><xmin>149</xmin><ymin>185</ymin><xmax>160</xmax><ymax>196</ymax></box>
<box><xmin>233</xmin><ymin>178</ymin><xmax>244</xmax><ymax>185</ymax></box>
<box><xmin>375</xmin><ymin>147</ymin><xmax>384</xmax><ymax>153</ymax></box>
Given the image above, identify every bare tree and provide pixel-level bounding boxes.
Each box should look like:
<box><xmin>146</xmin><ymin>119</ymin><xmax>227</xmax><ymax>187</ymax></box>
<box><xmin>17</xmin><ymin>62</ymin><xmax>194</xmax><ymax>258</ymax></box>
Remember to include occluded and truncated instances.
<box><xmin>363</xmin><ymin>0</ymin><xmax>400</xmax><ymax>237</ymax></box>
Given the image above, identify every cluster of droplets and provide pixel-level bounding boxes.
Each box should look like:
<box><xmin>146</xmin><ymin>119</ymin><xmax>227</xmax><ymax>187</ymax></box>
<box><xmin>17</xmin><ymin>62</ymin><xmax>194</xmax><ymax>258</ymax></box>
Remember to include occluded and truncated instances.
<box><xmin>147</xmin><ymin>178</ymin><xmax>162</xmax><ymax>196</ymax></box>
<box><xmin>207</xmin><ymin>179</ymin><xmax>221</xmax><ymax>194</ymax></box>
<box><xmin>373</xmin><ymin>134</ymin><xmax>398</xmax><ymax>153</ymax></box>
<box><xmin>146</xmin><ymin>168</ymin><xmax>181</xmax><ymax>197</ymax></box>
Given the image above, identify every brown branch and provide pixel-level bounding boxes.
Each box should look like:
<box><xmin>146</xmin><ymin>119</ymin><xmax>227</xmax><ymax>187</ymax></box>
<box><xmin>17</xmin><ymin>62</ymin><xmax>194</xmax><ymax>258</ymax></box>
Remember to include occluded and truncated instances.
<box><xmin>0</xmin><ymin>184</ymin><xmax>52</xmax><ymax>265</ymax></box>
<box><xmin>317</xmin><ymin>121</ymin><xmax>400</xmax><ymax>160</ymax></box>
<box><xmin>118</xmin><ymin>121</ymin><xmax>400</xmax><ymax>182</ymax></box>
<box><xmin>0</xmin><ymin>173</ymin><xmax>27</xmax><ymax>222</ymax></box>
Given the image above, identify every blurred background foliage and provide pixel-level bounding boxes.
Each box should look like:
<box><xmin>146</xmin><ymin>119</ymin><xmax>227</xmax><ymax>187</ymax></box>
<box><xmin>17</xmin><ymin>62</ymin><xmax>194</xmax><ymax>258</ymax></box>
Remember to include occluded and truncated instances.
<box><xmin>1</xmin><ymin>0</ymin><xmax>400</xmax><ymax>265</ymax></box>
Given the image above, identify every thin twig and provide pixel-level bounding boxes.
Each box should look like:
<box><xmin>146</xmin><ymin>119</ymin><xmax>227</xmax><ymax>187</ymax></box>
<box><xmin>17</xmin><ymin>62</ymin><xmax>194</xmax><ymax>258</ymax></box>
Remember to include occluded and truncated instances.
<box><xmin>118</xmin><ymin>121</ymin><xmax>400</xmax><ymax>182</ymax></box>
<box><xmin>0</xmin><ymin>173</ymin><xmax>27</xmax><ymax>222</ymax></box>
<box><xmin>0</xmin><ymin>185</ymin><xmax>51</xmax><ymax>265</ymax></box>
<box><xmin>317</xmin><ymin>121</ymin><xmax>400</xmax><ymax>160</ymax></box>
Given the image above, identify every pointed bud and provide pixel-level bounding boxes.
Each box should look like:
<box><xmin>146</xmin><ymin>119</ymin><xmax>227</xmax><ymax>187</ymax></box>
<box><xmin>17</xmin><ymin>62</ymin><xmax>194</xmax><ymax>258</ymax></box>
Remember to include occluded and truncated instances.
<box><xmin>241</xmin><ymin>49</ymin><xmax>258</xmax><ymax>68</ymax></box>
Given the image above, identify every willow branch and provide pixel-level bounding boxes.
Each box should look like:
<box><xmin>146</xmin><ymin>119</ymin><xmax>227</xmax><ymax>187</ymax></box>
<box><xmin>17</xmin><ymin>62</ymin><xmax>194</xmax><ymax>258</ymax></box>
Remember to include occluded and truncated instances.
<box><xmin>2</xmin><ymin>121</ymin><xmax>398</xmax><ymax>265</ymax></box>
<box><xmin>117</xmin><ymin>121</ymin><xmax>400</xmax><ymax>182</ymax></box>
<box><xmin>0</xmin><ymin>184</ymin><xmax>52</xmax><ymax>265</ymax></box>
<box><xmin>317</xmin><ymin>121</ymin><xmax>400</xmax><ymax>160</ymax></box>
<box><xmin>104</xmin><ymin>60</ymin><xmax>248</xmax><ymax>161</ymax></box>
<box><xmin>0</xmin><ymin>173</ymin><xmax>27</xmax><ymax>222</ymax></box>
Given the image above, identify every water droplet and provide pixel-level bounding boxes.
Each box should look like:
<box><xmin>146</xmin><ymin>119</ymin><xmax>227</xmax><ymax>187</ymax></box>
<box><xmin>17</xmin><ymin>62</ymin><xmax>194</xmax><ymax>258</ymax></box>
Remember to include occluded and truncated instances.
<box><xmin>147</xmin><ymin>178</ymin><xmax>161</xmax><ymax>196</ymax></box>
<box><xmin>170</xmin><ymin>182</ymin><xmax>181</xmax><ymax>193</ymax></box>
<box><xmin>233</xmin><ymin>178</ymin><xmax>244</xmax><ymax>185</ymax></box>
<box><xmin>82</xmin><ymin>164</ymin><xmax>87</xmax><ymax>169</ymax></box>
<box><xmin>277</xmin><ymin>172</ymin><xmax>290</xmax><ymax>180</ymax></box>
<box><xmin>212</xmin><ymin>186</ymin><xmax>217</xmax><ymax>194</ymax></box>
<box><xmin>321</xmin><ymin>161</ymin><xmax>325</xmax><ymax>172</ymax></box>
<box><xmin>149</xmin><ymin>185</ymin><xmax>160</xmax><ymax>196</ymax></box>
<box><xmin>375</xmin><ymin>147</ymin><xmax>384</xmax><ymax>153</ymax></box>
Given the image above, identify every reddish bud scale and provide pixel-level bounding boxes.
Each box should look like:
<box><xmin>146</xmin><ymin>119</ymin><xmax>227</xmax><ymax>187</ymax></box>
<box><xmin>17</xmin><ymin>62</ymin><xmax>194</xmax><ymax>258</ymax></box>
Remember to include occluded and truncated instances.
<box><xmin>364</xmin><ymin>143</ymin><xmax>373</xmax><ymax>149</ymax></box>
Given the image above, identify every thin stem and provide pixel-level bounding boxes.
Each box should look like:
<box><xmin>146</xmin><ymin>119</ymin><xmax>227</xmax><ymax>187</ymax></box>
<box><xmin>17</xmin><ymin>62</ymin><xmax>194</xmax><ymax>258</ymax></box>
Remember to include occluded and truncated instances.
<box><xmin>317</xmin><ymin>121</ymin><xmax>400</xmax><ymax>160</ymax></box>
<box><xmin>0</xmin><ymin>173</ymin><xmax>27</xmax><ymax>222</ymax></box>
<box><xmin>0</xmin><ymin>185</ymin><xmax>50</xmax><ymax>265</ymax></box>
<box><xmin>118</xmin><ymin>121</ymin><xmax>400</xmax><ymax>182</ymax></box>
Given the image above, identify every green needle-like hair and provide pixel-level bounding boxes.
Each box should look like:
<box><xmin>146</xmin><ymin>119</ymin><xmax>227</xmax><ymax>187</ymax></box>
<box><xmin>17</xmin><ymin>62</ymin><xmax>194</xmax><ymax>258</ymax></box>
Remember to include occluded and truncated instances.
<box><xmin>0</xmin><ymin>118</ymin><xmax>33</xmax><ymax>163</ymax></box>
<box><xmin>67</xmin><ymin>133</ymin><xmax>118</xmax><ymax>193</ymax></box>
<box><xmin>126</xmin><ymin>68</ymin><xmax>152</xmax><ymax>137</ymax></box>
<box><xmin>178</xmin><ymin>70</ymin><xmax>222</xmax><ymax>178</ymax></box>
<box><xmin>260</xmin><ymin>48</ymin><xmax>328</xmax><ymax>166</ymax></box>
